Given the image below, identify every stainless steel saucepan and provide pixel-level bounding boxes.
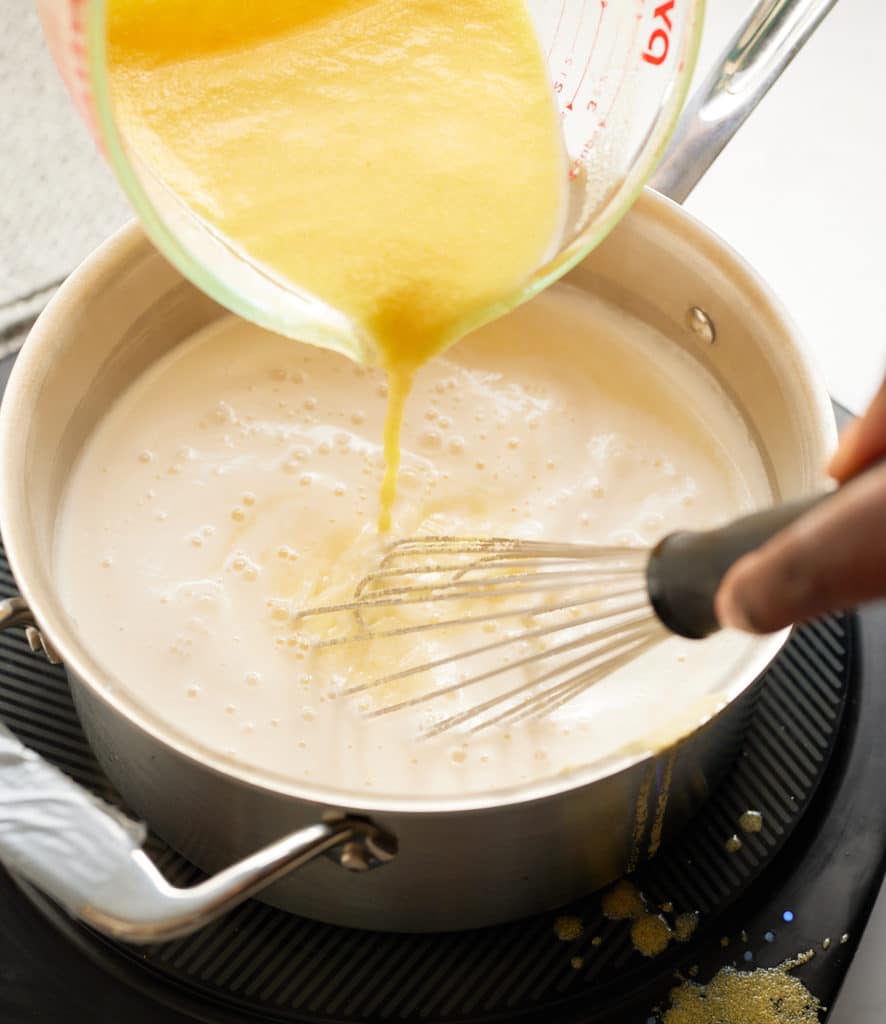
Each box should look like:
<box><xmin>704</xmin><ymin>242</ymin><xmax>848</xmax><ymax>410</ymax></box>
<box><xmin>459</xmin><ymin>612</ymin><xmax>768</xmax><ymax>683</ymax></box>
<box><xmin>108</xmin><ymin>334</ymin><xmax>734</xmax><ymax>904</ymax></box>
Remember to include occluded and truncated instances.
<box><xmin>0</xmin><ymin>0</ymin><xmax>837</xmax><ymax>939</ymax></box>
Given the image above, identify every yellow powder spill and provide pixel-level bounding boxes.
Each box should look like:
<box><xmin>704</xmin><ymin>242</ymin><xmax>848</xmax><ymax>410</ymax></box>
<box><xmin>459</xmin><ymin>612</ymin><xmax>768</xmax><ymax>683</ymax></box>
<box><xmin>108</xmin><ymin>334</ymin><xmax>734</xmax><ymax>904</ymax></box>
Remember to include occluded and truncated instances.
<box><xmin>740</xmin><ymin>810</ymin><xmax>764</xmax><ymax>834</ymax></box>
<box><xmin>662</xmin><ymin>953</ymin><xmax>822</xmax><ymax>1024</ymax></box>
<box><xmin>602</xmin><ymin>879</ymin><xmax>700</xmax><ymax>959</ymax></box>
<box><xmin>570</xmin><ymin>956</ymin><xmax>584</xmax><ymax>970</ymax></box>
<box><xmin>554</xmin><ymin>916</ymin><xmax>584</xmax><ymax>942</ymax></box>
<box><xmin>628</xmin><ymin>762</ymin><xmax>655</xmax><ymax>873</ymax></box>
<box><xmin>674</xmin><ymin>911</ymin><xmax>700</xmax><ymax>943</ymax></box>
<box><xmin>602</xmin><ymin>879</ymin><xmax>646</xmax><ymax>921</ymax></box>
<box><xmin>631</xmin><ymin>914</ymin><xmax>673</xmax><ymax>958</ymax></box>
<box><xmin>648</xmin><ymin>749</ymin><xmax>677</xmax><ymax>858</ymax></box>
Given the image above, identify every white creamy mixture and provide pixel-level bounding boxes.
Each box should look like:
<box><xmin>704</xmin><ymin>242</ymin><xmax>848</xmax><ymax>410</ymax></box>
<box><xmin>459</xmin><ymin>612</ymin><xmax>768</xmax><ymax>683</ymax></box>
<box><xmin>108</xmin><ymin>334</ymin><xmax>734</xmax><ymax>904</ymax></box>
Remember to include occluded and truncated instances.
<box><xmin>56</xmin><ymin>286</ymin><xmax>771</xmax><ymax>798</ymax></box>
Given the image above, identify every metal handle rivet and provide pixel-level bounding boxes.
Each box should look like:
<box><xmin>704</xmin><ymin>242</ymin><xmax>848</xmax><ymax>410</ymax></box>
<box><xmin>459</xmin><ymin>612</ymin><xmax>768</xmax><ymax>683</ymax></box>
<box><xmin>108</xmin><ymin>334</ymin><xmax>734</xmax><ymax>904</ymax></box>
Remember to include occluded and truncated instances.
<box><xmin>340</xmin><ymin>841</ymin><xmax>371</xmax><ymax>872</ymax></box>
<box><xmin>686</xmin><ymin>306</ymin><xmax>715</xmax><ymax>344</ymax></box>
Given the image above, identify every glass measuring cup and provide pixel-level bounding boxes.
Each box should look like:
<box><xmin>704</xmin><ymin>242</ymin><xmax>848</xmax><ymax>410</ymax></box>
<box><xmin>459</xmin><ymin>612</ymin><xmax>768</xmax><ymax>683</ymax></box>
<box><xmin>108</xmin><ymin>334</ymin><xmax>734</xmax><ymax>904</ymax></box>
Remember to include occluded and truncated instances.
<box><xmin>35</xmin><ymin>0</ymin><xmax>704</xmax><ymax>364</ymax></box>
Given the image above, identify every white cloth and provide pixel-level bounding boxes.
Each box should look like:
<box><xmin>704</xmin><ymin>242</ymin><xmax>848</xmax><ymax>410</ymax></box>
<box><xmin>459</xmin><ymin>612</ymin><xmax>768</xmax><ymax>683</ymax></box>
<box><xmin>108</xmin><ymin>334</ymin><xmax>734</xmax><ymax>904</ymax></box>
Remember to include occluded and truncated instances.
<box><xmin>0</xmin><ymin>0</ymin><xmax>129</xmax><ymax>340</ymax></box>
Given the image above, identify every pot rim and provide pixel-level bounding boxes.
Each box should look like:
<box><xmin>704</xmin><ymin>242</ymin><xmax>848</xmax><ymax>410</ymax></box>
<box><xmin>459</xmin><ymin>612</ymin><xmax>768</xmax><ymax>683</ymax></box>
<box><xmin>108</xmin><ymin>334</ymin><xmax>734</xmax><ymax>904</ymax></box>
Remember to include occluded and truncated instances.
<box><xmin>0</xmin><ymin>190</ymin><xmax>835</xmax><ymax>816</ymax></box>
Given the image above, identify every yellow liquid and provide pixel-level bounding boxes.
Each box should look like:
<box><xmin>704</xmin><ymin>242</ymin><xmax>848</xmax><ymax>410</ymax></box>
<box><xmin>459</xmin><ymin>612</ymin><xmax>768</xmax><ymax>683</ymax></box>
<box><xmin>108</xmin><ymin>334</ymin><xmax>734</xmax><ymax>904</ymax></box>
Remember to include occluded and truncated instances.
<box><xmin>107</xmin><ymin>0</ymin><xmax>565</xmax><ymax>530</ymax></box>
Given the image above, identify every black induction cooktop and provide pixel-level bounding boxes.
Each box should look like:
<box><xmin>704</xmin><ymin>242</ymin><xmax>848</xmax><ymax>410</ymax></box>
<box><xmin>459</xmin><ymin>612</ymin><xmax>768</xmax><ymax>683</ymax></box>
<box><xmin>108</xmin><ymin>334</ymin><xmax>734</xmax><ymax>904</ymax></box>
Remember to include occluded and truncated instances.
<box><xmin>0</xmin><ymin>366</ymin><xmax>883</xmax><ymax>1023</ymax></box>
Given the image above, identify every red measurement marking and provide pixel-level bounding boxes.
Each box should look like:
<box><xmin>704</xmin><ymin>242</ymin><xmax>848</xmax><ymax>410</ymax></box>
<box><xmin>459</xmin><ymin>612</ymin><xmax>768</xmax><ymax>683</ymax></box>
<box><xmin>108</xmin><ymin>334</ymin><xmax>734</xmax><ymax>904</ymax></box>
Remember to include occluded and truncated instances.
<box><xmin>642</xmin><ymin>0</ymin><xmax>675</xmax><ymax>66</ymax></box>
<box><xmin>565</xmin><ymin>0</ymin><xmax>607</xmax><ymax>112</ymax></box>
<box><xmin>569</xmin><ymin>5</ymin><xmax>643</xmax><ymax>178</ymax></box>
<box><xmin>598</xmin><ymin>14</ymin><xmax>642</xmax><ymax>131</ymax></box>
<box><xmin>546</xmin><ymin>0</ymin><xmax>569</xmax><ymax>59</ymax></box>
<box><xmin>68</xmin><ymin>0</ymin><xmax>99</xmax><ymax>141</ymax></box>
<box><xmin>564</xmin><ymin>0</ymin><xmax>590</xmax><ymax>69</ymax></box>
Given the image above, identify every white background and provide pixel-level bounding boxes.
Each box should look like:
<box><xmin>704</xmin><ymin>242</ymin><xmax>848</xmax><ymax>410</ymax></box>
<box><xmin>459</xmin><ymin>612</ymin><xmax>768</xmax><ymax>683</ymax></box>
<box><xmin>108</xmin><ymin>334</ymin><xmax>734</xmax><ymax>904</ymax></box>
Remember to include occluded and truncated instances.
<box><xmin>686</xmin><ymin>0</ymin><xmax>885</xmax><ymax>417</ymax></box>
<box><xmin>687</xmin><ymin>2</ymin><xmax>886</xmax><ymax>1020</ymax></box>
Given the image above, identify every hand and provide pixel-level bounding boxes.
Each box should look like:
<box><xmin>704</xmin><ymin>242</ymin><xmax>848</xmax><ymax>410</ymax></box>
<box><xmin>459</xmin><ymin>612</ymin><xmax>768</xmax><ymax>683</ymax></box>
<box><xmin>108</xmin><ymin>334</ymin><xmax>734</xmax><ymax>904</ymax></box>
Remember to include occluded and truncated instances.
<box><xmin>715</xmin><ymin>373</ymin><xmax>886</xmax><ymax>633</ymax></box>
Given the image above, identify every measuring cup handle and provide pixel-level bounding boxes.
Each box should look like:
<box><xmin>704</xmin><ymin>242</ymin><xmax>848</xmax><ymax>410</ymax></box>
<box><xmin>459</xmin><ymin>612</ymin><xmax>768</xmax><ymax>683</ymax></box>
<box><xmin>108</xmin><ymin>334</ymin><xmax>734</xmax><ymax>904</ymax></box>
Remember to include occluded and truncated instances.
<box><xmin>650</xmin><ymin>0</ymin><xmax>838</xmax><ymax>205</ymax></box>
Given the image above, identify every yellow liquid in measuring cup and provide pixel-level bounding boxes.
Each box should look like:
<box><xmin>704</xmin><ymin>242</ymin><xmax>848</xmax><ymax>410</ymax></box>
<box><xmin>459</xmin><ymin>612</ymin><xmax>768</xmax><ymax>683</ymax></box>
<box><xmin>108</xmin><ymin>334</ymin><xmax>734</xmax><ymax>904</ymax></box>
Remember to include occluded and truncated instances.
<box><xmin>107</xmin><ymin>0</ymin><xmax>566</xmax><ymax>530</ymax></box>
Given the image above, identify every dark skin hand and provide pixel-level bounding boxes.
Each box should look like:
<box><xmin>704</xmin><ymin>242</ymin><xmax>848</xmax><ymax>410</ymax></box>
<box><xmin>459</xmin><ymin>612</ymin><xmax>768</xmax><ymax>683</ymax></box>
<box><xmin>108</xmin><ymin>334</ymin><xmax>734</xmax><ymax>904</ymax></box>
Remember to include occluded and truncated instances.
<box><xmin>715</xmin><ymin>371</ymin><xmax>886</xmax><ymax>633</ymax></box>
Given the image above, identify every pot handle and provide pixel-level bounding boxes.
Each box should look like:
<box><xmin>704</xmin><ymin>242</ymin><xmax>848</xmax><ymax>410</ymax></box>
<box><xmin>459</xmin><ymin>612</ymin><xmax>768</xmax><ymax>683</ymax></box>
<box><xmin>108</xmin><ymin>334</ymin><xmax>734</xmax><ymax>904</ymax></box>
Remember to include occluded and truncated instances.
<box><xmin>0</xmin><ymin>597</ymin><xmax>396</xmax><ymax>944</ymax></box>
<box><xmin>650</xmin><ymin>0</ymin><xmax>838</xmax><ymax>204</ymax></box>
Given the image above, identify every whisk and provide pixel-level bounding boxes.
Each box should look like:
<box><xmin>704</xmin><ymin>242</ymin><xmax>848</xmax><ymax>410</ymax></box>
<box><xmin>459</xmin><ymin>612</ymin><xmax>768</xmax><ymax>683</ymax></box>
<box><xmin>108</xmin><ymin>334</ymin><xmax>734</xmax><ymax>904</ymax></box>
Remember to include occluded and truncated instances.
<box><xmin>294</xmin><ymin>492</ymin><xmax>827</xmax><ymax>737</ymax></box>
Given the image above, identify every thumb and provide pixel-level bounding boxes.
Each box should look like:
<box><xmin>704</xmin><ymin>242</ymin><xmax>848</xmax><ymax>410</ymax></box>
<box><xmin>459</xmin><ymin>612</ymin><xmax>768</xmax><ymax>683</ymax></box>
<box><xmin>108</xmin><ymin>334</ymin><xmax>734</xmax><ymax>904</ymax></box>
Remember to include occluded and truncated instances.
<box><xmin>714</xmin><ymin>463</ymin><xmax>886</xmax><ymax>633</ymax></box>
<box><xmin>829</xmin><ymin>373</ymin><xmax>886</xmax><ymax>482</ymax></box>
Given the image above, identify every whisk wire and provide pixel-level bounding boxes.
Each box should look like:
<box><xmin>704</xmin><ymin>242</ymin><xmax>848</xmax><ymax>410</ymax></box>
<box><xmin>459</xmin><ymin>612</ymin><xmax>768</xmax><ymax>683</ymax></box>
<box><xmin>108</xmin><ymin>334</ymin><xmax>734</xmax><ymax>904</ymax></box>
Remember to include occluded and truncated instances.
<box><xmin>305</xmin><ymin>584</ymin><xmax>646</xmax><ymax>652</ymax></box>
<box><xmin>420</xmin><ymin>620</ymin><xmax>661</xmax><ymax>739</ymax></box>
<box><xmin>353</xmin><ymin>557</ymin><xmax>644</xmax><ymax>597</ymax></box>
<box><xmin>363</xmin><ymin>605</ymin><xmax>654</xmax><ymax>716</ymax></box>
<box><xmin>379</xmin><ymin>536</ymin><xmax>646</xmax><ymax>563</ymax></box>
<box><xmin>483</xmin><ymin>630</ymin><xmax>663</xmax><ymax>732</ymax></box>
<box><xmin>340</xmin><ymin>594</ymin><xmax>650</xmax><ymax>695</ymax></box>
<box><xmin>296</xmin><ymin>575</ymin><xmax>643</xmax><ymax>625</ymax></box>
<box><xmin>296</xmin><ymin>536</ymin><xmax>660</xmax><ymax>736</ymax></box>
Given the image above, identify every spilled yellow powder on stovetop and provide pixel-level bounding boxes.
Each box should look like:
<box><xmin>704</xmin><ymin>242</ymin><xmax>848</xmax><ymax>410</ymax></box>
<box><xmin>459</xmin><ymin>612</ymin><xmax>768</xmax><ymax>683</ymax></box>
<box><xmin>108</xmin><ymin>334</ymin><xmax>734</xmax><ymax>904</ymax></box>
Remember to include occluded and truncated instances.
<box><xmin>107</xmin><ymin>0</ymin><xmax>566</xmax><ymax>530</ymax></box>
<box><xmin>554</xmin><ymin>915</ymin><xmax>584</xmax><ymax>942</ymax></box>
<box><xmin>740</xmin><ymin>810</ymin><xmax>765</xmax><ymax>834</ymax></box>
<box><xmin>602</xmin><ymin>879</ymin><xmax>647</xmax><ymax>921</ymax></box>
<box><xmin>663</xmin><ymin>954</ymin><xmax>823</xmax><ymax>1024</ymax></box>
<box><xmin>602</xmin><ymin>879</ymin><xmax>699</xmax><ymax>959</ymax></box>
<box><xmin>631</xmin><ymin>913</ymin><xmax>673</xmax><ymax>958</ymax></box>
<box><xmin>674</xmin><ymin>911</ymin><xmax>700</xmax><ymax>943</ymax></box>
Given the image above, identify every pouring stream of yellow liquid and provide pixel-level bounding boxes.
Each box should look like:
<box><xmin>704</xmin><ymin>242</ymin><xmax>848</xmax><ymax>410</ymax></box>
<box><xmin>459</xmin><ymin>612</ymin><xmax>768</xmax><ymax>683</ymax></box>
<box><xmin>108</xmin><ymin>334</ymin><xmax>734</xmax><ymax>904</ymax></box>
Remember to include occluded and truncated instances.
<box><xmin>107</xmin><ymin>0</ymin><xmax>565</xmax><ymax>530</ymax></box>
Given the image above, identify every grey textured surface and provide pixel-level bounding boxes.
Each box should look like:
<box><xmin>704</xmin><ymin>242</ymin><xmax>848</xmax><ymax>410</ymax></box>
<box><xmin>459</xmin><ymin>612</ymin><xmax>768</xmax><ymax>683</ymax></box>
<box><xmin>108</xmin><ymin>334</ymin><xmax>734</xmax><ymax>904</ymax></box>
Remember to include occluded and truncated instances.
<box><xmin>0</xmin><ymin>0</ymin><xmax>129</xmax><ymax>341</ymax></box>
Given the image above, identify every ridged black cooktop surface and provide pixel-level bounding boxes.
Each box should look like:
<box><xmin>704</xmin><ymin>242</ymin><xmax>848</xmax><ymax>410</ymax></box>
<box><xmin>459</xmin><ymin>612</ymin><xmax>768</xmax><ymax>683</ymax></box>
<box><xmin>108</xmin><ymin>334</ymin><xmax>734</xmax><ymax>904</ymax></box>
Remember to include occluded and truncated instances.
<box><xmin>1</xmin><ymin>369</ymin><xmax>885</xmax><ymax>1022</ymax></box>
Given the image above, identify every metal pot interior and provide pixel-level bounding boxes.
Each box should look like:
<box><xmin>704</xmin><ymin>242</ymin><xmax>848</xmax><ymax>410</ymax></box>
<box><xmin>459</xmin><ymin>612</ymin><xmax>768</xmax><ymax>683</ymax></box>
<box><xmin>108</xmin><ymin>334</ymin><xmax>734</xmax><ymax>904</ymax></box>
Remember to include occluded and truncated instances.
<box><xmin>0</xmin><ymin>189</ymin><xmax>836</xmax><ymax>814</ymax></box>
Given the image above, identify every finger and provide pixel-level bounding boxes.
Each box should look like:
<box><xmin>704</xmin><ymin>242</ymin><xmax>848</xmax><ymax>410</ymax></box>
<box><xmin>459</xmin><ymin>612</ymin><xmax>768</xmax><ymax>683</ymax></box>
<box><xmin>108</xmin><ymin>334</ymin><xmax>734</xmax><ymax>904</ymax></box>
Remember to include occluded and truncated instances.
<box><xmin>829</xmin><ymin>373</ymin><xmax>886</xmax><ymax>482</ymax></box>
<box><xmin>715</xmin><ymin>464</ymin><xmax>886</xmax><ymax>633</ymax></box>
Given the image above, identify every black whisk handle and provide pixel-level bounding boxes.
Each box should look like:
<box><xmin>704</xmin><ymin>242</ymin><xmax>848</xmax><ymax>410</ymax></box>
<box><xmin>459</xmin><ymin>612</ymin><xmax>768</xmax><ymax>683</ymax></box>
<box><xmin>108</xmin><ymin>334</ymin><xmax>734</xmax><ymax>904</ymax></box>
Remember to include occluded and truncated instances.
<box><xmin>645</xmin><ymin>492</ymin><xmax>830</xmax><ymax>640</ymax></box>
